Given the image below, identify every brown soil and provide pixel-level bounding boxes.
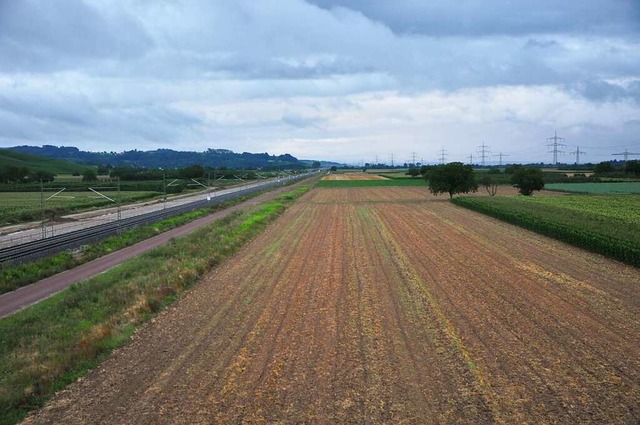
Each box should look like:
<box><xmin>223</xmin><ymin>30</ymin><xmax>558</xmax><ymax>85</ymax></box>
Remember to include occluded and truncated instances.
<box><xmin>23</xmin><ymin>188</ymin><xmax>640</xmax><ymax>424</ymax></box>
<box><xmin>322</xmin><ymin>172</ymin><xmax>389</xmax><ymax>180</ymax></box>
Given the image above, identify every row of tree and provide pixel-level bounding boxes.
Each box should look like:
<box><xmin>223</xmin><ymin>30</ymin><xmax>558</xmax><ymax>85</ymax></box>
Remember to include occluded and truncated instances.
<box><xmin>0</xmin><ymin>166</ymin><xmax>56</xmax><ymax>184</ymax></box>
<box><xmin>419</xmin><ymin>163</ymin><xmax>544</xmax><ymax>198</ymax></box>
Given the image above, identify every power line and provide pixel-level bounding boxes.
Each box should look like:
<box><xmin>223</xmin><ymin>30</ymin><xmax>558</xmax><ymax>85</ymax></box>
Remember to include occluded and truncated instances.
<box><xmin>546</xmin><ymin>131</ymin><xmax>566</xmax><ymax>165</ymax></box>
<box><xmin>612</xmin><ymin>149</ymin><xmax>640</xmax><ymax>161</ymax></box>
<box><xmin>570</xmin><ymin>146</ymin><xmax>586</xmax><ymax>165</ymax></box>
<box><xmin>477</xmin><ymin>142</ymin><xmax>490</xmax><ymax>167</ymax></box>
<box><xmin>438</xmin><ymin>148</ymin><xmax>447</xmax><ymax>165</ymax></box>
<box><xmin>493</xmin><ymin>152</ymin><xmax>509</xmax><ymax>166</ymax></box>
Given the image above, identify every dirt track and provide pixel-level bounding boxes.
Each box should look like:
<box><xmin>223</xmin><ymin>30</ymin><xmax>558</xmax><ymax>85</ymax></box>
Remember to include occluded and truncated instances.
<box><xmin>23</xmin><ymin>187</ymin><xmax>640</xmax><ymax>424</ymax></box>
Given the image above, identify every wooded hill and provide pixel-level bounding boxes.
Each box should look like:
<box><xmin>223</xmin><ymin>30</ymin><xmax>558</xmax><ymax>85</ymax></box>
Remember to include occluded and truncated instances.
<box><xmin>8</xmin><ymin>145</ymin><xmax>304</xmax><ymax>170</ymax></box>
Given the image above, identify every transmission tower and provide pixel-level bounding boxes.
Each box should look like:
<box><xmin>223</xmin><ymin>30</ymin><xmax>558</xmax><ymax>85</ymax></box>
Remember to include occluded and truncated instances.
<box><xmin>546</xmin><ymin>131</ymin><xmax>566</xmax><ymax>165</ymax></box>
<box><xmin>570</xmin><ymin>146</ymin><xmax>586</xmax><ymax>165</ymax></box>
<box><xmin>438</xmin><ymin>148</ymin><xmax>447</xmax><ymax>165</ymax></box>
<box><xmin>612</xmin><ymin>149</ymin><xmax>640</xmax><ymax>162</ymax></box>
<box><xmin>477</xmin><ymin>142</ymin><xmax>490</xmax><ymax>167</ymax></box>
<box><xmin>468</xmin><ymin>153</ymin><xmax>474</xmax><ymax>165</ymax></box>
<box><xmin>390</xmin><ymin>153</ymin><xmax>394</xmax><ymax>167</ymax></box>
<box><xmin>411</xmin><ymin>151</ymin><xmax>417</xmax><ymax>166</ymax></box>
<box><xmin>493</xmin><ymin>152</ymin><xmax>509</xmax><ymax>166</ymax></box>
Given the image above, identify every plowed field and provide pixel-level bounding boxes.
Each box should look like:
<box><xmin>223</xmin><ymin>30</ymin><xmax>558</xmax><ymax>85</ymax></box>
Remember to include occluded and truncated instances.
<box><xmin>322</xmin><ymin>172</ymin><xmax>389</xmax><ymax>180</ymax></box>
<box><xmin>24</xmin><ymin>188</ymin><xmax>640</xmax><ymax>424</ymax></box>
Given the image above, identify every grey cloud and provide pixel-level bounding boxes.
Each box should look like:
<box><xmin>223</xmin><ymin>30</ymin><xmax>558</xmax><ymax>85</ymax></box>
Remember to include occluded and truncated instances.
<box><xmin>569</xmin><ymin>79</ymin><xmax>640</xmax><ymax>103</ymax></box>
<box><xmin>0</xmin><ymin>0</ymin><xmax>152</xmax><ymax>72</ymax></box>
<box><xmin>307</xmin><ymin>0</ymin><xmax>640</xmax><ymax>37</ymax></box>
<box><xmin>281</xmin><ymin>114</ymin><xmax>325</xmax><ymax>128</ymax></box>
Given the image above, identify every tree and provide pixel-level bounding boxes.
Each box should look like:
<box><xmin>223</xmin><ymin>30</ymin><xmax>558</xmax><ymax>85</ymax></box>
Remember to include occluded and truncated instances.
<box><xmin>504</xmin><ymin>164</ymin><xmax>522</xmax><ymax>174</ymax></box>
<box><xmin>594</xmin><ymin>161</ymin><xmax>614</xmax><ymax>174</ymax></box>
<box><xmin>179</xmin><ymin>164</ymin><xmax>205</xmax><ymax>179</ymax></box>
<box><xmin>82</xmin><ymin>169</ymin><xmax>98</xmax><ymax>182</ymax></box>
<box><xmin>511</xmin><ymin>167</ymin><xmax>544</xmax><ymax>196</ymax></box>
<box><xmin>624</xmin><ymin>160</ymin><xmax>640</xmax><ymax>176</ymax></box>
<box><xmin>330</xmin><ymin>166</ymin><xmax>337</xmax><ymax>172</ymax></box>
<box><xmin>310</xmin><ymin>161</ymin><xmax>321</xmax><ymax>169</ymax></box>
<box><xmin>406</xmin><ymin>167</ymin><xmax>421</xmax><ymax>178</ymax></box>
<box><xmin>425</xmin><ymin>162</ymin><xmax>478</xmax><ymax>199</ymax></box>
<box><xmin>479</xmin><ymin>176</ymin><xmax>498</xmax><ymax>196</ymax></box>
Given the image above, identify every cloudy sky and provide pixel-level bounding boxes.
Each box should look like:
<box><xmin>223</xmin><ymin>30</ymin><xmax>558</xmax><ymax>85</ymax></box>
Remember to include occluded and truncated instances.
<box><xmin>1</xmin><ymin>0</ymin><xmax>639</xmax><ymax>165</ymax></box>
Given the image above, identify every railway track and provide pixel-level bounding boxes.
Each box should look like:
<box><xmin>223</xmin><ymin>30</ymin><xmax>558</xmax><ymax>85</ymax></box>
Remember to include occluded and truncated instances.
<box><xmin>0</xmin><ymin>175</ymin><xmax>311</xmax><ymax>265</ymax></box>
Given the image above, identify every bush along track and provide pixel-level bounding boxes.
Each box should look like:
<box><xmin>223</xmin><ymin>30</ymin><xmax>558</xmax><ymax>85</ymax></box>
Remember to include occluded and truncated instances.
<box><xmin>451</xmin><ymin>195</ymin><xmax>640</xmax><ymax>267</ymax></box>
<box><xmin>0</xmin><ymin>184</ymin><xmax>304</xmax><ymax>295</ymax></box>
<box><xmin>0</xmin><ymin>186</ymin><xmax>310</xmax><ymax>425</ymax></box>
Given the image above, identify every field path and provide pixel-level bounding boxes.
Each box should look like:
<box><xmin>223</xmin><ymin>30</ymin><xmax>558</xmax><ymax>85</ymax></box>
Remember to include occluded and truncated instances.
<box><xmin>23</xmin><ymin>188</ymin><xmax>640</xmax><ymax>424</ymax></box>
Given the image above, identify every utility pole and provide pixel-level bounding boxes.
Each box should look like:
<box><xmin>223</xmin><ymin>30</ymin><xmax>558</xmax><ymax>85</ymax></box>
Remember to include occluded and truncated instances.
<box><xmin>570</xmin><ymin>146</ymin><xmax>586</xmax><ymax>165</ymax></box>
<box><xmin>438</xmin><ymin>148</ymin><xmax>447</xmax><ymax>165</ymax></box>
<box><xmin>468</xmin><ymin>154</ymin><xmax>474</xmax><ymax>165</ymax></box>
<box><xmin>163</xmin><ymin>171</ymin><xmax>167</xmax><ymax>209</ymax></box>
<box><xmin>40</xmin><ymin>180</ymin><xmax>46</xmax><ymax>238</ymax></box>
<box><xmin>546</xmin><ymin>131</ymin><xmax>566</xmax><ymax>165</ymax></box>
<box><xmin>494</xmin><ymin>152</ymin><xmax>509</xmax><ymax>166</ymax></box>
<box><xmin>612</xmin><ymin>149</ymin><xmax>640</xmax><ymax>162</ymax></box>
<box><xmin>477</xmin><ymin>142</ymin><xmax>490</xmax><ymax>167</ymax></box>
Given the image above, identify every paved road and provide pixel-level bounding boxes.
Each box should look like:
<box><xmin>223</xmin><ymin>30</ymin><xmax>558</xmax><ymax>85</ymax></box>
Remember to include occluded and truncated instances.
<box><xmin>0</xmin><ymin>182</ymin><xmax>304</xmax><ymax>319</ymax></box>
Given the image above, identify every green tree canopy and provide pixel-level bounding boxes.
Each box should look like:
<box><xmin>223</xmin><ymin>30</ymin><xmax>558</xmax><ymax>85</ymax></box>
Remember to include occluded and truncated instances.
<box><xmin>406</xmin><ymin>167</ymin><xmax>421</xmax><ymax>178</ymax></box>
<box><xmin>425</xmin><ymin>162</ymin><xmax>478</xmax><ymax>199</ymax></box>
<box><xmin>594</xmin><ymin>161</ymin><xmax>614</xmax><ymax>174</ymax></box>
<box><xmin>624</xmin><ymin>160</ymin><xmax>640</xmax><ymax>176</ymax></box>
<box><xmin>511</xmin><ymin>167</ymin><xmax>544</xmax><ymax>196</ymax></box>
<box><xmin>82</xmin><ymin>168</ymin><xmax>98</xmax><ymax>182</ymax></box>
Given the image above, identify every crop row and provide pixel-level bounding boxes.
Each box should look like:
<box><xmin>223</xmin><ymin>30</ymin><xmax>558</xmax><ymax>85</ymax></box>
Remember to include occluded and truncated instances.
<box><xmin>451</xmin><ymin>195</ymin><xmax>640</xmax><ymax>267</ymax></box>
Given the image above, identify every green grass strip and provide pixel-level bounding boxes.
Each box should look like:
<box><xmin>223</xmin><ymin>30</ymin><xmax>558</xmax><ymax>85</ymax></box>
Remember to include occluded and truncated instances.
<box><xmin>315</xmin><ymin>179</ymin><xmax>427</xmax><ymax>188</ymax></box>
<box><xmin>0</xmin><ymin>184</ymin><xmax>305</xmax><ymax>294</ymax></box>
<box><xmin>0</xmin><ymin>185</ymin><xmax>310</xmax><ymax>425</ymax></box>
<box><xmin>451</xmin><ymin>195</ymin><xmax>640</xmax><ymax>267</ymax></box>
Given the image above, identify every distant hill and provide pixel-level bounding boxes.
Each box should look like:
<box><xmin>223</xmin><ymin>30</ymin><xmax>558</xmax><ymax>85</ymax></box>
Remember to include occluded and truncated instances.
<box><xmin>0</xmin><ymin>149</ymin><xmax>90</xmax><ymax>174</ymax></box>
<box><xmin>9</xmin><ymin>145</ymin><xmax>305</xmax><ymax>170</ymax></box>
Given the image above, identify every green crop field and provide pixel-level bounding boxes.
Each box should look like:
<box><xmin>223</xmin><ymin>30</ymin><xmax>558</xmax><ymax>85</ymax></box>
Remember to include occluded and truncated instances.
<box><xmin>452</xmin><ymin>194</ymin><xmax>640</xmax><ymax>267</ymax></box>
<box><xmin>545</xmin><ymin>182</ymin><xmax>640</xmax><ymax>194</ymax></box>
<box><xmin>316</xmin><ymin>179</ymin><xmax>426</xmax><ymax>188</ymax></box>
<box><xmin>0</xmin><ymin>191</ymin><xmax>160</xmax><ymax>225</ymax></box>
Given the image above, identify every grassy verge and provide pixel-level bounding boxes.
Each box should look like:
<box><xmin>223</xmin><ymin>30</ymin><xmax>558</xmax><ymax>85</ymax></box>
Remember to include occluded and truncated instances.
<box><xmin>0</xmin><ymin>184</ymin><xmax>301</xmax><ymax>294</ymax></box>
<box><xmin>0</xmin><ymin>185</ymin><xmax>310</xmax><ymax>425</ymax></box>
<box><xmin>451</xmin><ymin>194</ymin><xmax>640</xmax><ymax>267</ymax></box>
<box><xmin>316</xmin><ymin>179</ymin><xmax>427</xmax><ymax>188</ymax></box>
